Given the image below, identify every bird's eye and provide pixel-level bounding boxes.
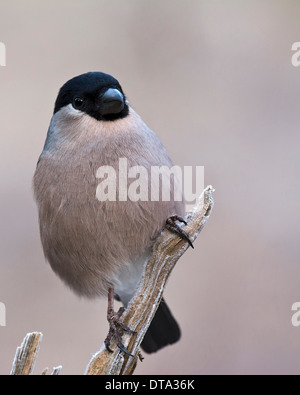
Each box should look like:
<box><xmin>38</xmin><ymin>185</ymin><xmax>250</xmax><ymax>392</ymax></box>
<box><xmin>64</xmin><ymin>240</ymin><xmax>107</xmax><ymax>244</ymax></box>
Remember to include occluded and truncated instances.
<box><xmin>73</xmin><ymin>97</ymin><xmax>84</xmax><ymax>109</ymax></box>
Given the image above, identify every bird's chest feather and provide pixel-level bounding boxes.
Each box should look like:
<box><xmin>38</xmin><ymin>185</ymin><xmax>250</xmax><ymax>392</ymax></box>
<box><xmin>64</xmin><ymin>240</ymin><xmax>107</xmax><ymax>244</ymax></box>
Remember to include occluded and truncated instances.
<box><xmin>34</xmin><ymin>145</ymin><xmax>168</xmax><ymax>256</ymax></box>
<box><xmin>33</xmin><ymin>113</ymin><xmax>184</xmax><ymax>262</ymax></box>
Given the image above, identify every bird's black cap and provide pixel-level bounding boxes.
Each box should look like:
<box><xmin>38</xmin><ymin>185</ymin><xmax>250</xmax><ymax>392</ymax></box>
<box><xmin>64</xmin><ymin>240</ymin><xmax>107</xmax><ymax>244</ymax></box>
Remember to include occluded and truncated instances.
<box><xmin>54</xmin><ymin>72</ymin><xmax>129</xmax><ymax>121</ymax></box>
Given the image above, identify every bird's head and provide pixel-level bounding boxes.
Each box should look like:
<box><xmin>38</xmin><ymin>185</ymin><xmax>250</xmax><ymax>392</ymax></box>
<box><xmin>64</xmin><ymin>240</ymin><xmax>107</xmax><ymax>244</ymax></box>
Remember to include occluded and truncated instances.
<box><xmin>53</xmin><ymin>71</ymin><xmax>129</xmax><ymax>122</ymax></box>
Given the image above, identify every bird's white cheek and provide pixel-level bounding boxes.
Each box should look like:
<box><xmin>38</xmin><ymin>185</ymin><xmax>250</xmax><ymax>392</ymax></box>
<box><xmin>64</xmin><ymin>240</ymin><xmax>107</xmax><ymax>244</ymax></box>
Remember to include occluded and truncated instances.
<box><xmin>64</xmin><ymin>103</ymin><xmax>85</xmax><ymax>118</ymax></box>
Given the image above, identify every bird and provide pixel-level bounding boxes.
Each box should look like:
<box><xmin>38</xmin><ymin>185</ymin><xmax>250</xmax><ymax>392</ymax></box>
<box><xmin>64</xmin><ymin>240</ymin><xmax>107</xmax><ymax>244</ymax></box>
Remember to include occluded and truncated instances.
<box><xmin>33</xmin><ymin>71</ymin><xmax>193</xmax><ymax>355</ymax></box>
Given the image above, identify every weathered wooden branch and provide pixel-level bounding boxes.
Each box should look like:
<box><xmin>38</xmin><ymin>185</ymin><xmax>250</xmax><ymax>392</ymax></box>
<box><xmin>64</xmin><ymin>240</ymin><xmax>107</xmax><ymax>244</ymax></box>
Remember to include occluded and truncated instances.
<box><xmin>9</xmin><ymin>185</ymin><xmax>214</xmax><ymax>375</ymax></box>
<box><xmin>10</xmin><ymin>332</ymin><xmax>42</xmax><ymax>375</ymax></box>
<box><xmin>10</xmin><ymin>331</ymin><xmax>62</xmax><ymax>375</ymax></box>
<box><xmin>85</xmin><ymin>185</ymin><xmax>214</xmax><ymax>375</ymax></box>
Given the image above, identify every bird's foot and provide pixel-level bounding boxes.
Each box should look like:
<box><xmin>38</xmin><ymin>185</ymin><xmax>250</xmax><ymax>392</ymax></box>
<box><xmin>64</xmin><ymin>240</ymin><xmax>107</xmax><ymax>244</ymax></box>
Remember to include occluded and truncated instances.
<box><xmin>166</xmin><ymin>215</ymin><xmax>194</xmax><ymax>249</ymax></box>
<box><xmin>104</xmin><ymin>288</ymin><xmax>135</xmax><ymax>357</ymax></box>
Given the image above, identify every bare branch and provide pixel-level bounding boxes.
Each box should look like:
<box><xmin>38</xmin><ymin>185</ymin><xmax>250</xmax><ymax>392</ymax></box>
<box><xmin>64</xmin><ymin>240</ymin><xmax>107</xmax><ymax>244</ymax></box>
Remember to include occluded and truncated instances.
<box><xmin>10</xmin><ymin>332</ymin><xmax>43</xmax><ymax>375</ymax></box>
<box><xmin>85</xmin><ymin>185</ymin><xmax>214</xmax><ymax>375</ymax></box>
<box><xmin>51</xmin><ymin>366</ymin><xmax>63</xmax><ymax>375</ymax></box>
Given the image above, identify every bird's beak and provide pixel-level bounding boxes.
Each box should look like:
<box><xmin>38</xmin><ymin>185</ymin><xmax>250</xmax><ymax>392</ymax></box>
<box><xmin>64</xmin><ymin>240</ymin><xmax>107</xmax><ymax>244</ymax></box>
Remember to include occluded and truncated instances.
<box><xmin>99</xmin><ymin>88</ymin><xmax>125</xmax><ymax>115</ymax></box>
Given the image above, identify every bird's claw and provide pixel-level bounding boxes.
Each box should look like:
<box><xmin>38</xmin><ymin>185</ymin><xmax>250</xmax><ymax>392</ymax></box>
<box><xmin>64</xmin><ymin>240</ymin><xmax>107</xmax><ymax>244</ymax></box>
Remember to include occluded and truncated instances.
<box><xmin>104</xmin><ymin>305</ymin><xmax>135</xmax><ymax>357</ymax></box>
<box><xmin>166</xmin><ymin>215</ymin><xmax>194</xmax><ymax>249</ymax></box>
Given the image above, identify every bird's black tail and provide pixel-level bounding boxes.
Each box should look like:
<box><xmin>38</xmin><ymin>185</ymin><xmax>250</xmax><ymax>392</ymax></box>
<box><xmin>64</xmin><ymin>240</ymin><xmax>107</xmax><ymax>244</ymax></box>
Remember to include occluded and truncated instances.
<box><xmin>141</xmin><ymin>298</ymin><xmax>181</xmax><ymax>353</ymax></box>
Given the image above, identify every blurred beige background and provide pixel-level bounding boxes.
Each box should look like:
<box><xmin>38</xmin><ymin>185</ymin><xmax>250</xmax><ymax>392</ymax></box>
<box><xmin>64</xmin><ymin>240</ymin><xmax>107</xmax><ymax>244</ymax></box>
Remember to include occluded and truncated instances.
<box><xmin>0</xmin><ymin>0</ymin><xmax>300</xmax><ymax>375</ymax></box>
